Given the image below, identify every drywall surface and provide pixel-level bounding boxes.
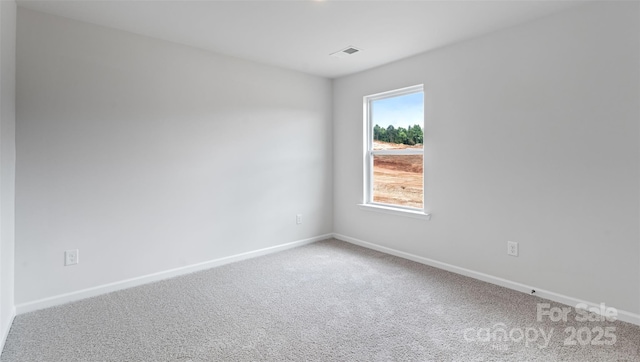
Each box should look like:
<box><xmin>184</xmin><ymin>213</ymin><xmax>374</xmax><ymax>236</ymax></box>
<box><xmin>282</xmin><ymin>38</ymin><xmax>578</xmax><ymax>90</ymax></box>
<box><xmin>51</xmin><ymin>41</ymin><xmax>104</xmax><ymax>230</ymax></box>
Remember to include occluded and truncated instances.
<box><xmin>0</xmin><ymin>0</ymin><xmax>17</xmax><ymax>345</ymax></box>
<box><xmin>15</xmin><ymin>8</ymin><xmax>332</xmax><ymax>304</ymax></box>
<box><xmin>333</xmin><ymin>1</ymin><xmax>640</xmax><ymax>314</ymax></box>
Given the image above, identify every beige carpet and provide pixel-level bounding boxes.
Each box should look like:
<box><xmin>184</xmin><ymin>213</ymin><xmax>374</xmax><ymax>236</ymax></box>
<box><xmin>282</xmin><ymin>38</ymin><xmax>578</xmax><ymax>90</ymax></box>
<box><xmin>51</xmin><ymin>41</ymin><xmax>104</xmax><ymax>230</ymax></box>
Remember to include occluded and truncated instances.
<box><xmin>2</xmin><ymin>239</ymin><xmax>639</xmax><ymax>361</ymax></box>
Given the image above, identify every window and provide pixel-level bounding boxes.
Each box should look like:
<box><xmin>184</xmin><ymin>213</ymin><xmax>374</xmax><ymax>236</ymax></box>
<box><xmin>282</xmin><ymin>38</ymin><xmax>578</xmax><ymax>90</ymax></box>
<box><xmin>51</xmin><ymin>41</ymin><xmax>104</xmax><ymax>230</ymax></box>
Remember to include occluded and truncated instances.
<box><xmin>361</xmin><ymin>85</ymin><xmax>429</xmax><ymax>218</ymax></box>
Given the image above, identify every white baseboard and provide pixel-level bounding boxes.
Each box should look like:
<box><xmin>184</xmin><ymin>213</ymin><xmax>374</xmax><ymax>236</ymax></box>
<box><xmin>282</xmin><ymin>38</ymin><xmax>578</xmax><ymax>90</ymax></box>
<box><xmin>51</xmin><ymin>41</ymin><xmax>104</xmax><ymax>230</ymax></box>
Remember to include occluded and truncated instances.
<box><xmin>333</xmin><ymin>233</ymin><xmax>640</xmax><ymax>327</ymax></box>
<box><xmin>0</xmin><ymin>306</ymin><xmax>16</xmax><ymax>353</ymax></box>
<box><xmin>16</xmin><ymin>234</ymin><xmax>332</xmax><ymax>315</ymax></box>
<box><xmin>14</xmin><ymin>232</ymin><xmax>640</xmax><ymax>327</ymax></box>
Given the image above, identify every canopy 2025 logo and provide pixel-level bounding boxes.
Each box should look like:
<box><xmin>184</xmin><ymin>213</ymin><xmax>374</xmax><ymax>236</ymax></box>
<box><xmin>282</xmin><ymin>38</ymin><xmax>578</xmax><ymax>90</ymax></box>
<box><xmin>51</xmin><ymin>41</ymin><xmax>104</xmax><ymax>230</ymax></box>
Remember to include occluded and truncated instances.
<box><xmin>537</xmin><ymin>303</ymin><xmax>617</xmax><ymax>346</ymax></box>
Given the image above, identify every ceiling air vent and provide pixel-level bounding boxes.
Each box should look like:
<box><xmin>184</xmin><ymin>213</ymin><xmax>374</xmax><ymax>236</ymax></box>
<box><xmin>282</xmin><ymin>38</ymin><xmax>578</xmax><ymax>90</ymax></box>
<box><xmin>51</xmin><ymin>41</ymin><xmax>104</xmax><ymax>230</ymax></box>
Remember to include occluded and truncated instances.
<box><xmin>330</xmin><ymin>46</ymin><xmax>362</xmax><ymax>58</ymax></box>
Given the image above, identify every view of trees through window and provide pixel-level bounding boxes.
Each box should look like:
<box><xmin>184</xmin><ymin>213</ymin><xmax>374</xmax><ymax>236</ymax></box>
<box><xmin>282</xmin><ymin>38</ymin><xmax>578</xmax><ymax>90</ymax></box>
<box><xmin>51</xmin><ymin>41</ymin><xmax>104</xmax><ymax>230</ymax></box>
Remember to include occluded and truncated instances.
<box><xmin>373</xmin><ymin>124</ymin><xmax>423</xmax><ymax>146</ymax></box>
<box><xmin>369</xmin><ymin>90</ymin><xmax>424</xmax><ymax>209</ymax></box>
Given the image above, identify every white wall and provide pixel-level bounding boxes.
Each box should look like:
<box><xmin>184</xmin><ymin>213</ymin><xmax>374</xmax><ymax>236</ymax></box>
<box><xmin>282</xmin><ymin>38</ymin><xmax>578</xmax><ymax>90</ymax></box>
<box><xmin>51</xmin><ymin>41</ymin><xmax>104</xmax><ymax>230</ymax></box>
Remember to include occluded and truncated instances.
<box><xmin>334</xmin><ymin>2</ymin><xmax>640</xmax><ymax>315</ymax></box>
<box><xmin>15</xmin><ymin>8</ymin><xmax>333</xmax><ymax>305</ymax></box>
<box><xmin>0</xmin><ymin>0</ymin><xmax>17</xmax><ymax>346</ymax></box>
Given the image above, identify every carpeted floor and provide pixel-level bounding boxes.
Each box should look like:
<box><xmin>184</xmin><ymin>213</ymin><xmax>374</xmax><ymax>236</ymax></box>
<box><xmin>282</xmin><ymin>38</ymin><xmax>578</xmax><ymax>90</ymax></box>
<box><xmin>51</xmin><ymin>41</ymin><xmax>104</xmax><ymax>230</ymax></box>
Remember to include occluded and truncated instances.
<box><xmin>2</xmin><ymin>239</ymin><xmax>639</xmax><ymax>361</ymax></box>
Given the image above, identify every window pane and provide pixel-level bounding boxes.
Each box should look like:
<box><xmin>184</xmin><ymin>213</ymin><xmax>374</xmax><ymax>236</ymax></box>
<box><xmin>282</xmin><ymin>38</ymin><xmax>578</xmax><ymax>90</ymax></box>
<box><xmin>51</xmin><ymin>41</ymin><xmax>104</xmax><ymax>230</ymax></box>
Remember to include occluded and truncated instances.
<box><xmin>373</xmin><ymin>154</ymin><xmax>423</xmax><ymax>209</ymax></box>
<box><xmin>372</xmin><ymin>92</ymin><xmax>423</xmax><ymax>151</ymax></box>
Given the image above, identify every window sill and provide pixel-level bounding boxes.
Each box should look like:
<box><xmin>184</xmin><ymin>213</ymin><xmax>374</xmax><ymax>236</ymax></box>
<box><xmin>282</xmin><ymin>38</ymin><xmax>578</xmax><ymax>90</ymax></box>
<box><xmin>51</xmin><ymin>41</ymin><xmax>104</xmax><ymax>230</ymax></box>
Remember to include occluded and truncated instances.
<box><xmin>357</xmin><ymin>204</ymin><xmax>431</xmax><ymax>220</ymax></box>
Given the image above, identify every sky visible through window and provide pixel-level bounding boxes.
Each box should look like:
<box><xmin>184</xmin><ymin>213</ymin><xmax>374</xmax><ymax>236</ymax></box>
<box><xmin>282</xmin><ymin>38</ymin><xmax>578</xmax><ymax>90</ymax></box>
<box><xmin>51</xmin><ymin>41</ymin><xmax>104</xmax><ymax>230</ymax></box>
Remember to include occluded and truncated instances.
<box><xmin>371</xmin><ymin>92</ymin><xmax>423</xmax><ymax>129</ymax></box>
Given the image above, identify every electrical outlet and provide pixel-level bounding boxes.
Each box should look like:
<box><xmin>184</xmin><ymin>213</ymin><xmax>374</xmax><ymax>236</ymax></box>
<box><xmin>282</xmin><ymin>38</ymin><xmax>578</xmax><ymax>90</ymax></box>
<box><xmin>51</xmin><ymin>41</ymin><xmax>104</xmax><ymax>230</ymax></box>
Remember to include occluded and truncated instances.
<box><xmin>65</xmin><ymin>249</ymin><xmax>79</xmax><ymax>266</ymax></box>
<box><xmin>507</xmin><ymin>241</ymin><xmax>518</xmax><ymax>257</ymax></box>
<box><xmin>296</xmin><ymin>214</ymin><xmax>302</xmax><ymax>225</ymax></box>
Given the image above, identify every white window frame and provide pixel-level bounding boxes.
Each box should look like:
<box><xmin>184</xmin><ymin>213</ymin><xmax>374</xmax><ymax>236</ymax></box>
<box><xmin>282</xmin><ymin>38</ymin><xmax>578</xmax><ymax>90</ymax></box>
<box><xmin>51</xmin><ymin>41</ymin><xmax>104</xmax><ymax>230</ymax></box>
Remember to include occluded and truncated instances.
<box><xmin>359</xmin><ymin>84</ymin><xmax>431</xmax><ymax>220</ymax></box>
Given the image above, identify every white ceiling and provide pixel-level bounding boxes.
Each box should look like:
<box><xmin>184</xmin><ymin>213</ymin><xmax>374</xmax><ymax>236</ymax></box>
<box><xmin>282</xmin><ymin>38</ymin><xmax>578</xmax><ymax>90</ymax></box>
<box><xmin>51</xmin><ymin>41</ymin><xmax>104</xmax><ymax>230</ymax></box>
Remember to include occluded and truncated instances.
<box><xmin>17</xmin><ymin>0</ymin><xmax>586</xmax><ymax>79</ymax></box>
